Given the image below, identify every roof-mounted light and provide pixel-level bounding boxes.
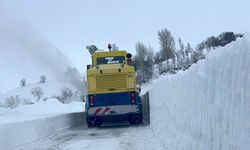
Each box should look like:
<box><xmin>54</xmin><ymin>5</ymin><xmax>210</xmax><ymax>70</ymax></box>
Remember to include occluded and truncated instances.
<box><xmin>108</xmin><ymin>44</ymin><xmax>112</xmax><ymax>52</ymax></box>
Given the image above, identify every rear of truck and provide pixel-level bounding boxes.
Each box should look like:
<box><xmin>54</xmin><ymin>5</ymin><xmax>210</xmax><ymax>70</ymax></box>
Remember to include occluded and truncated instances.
<box><xmin>86</xmin><ymin>50</ymin><xmax>143</xmax><ymax>127</ymax></box>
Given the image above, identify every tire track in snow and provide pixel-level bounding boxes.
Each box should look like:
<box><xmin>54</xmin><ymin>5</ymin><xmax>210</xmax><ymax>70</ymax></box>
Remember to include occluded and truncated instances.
<box><xmin>16</xmin><ymin>125</ymin><xmax>130</xmax><ymax>150</ymax></box>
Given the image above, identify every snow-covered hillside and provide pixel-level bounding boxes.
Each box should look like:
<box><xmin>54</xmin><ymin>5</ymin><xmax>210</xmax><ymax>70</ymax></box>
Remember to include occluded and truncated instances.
<box><xmin>0</xmin><ymin>81</ymin><xmax>70</xmax><ymax>101</ymax></box>
<box><xmin>121</xmin><ymin>34</ymin><xmax>250</xmax><ymax>150</ymax></box>
<box><xmin>0</xmin><ymin>7</ymin><xmax>86</xmax><ymax>150</ymax></box>
<box><xmin>0</xmin><ymin>6</ymin><xmax>74</xmax><ymax>93</ymax></box>
<box><xmin>0</xmin><ymin>6</ymin><xmax>85</xmax><ymax>107</ymax></box>
<box><xmin>0</xmin><ymin>102</ymin><xmax>84</xmax><ymax>150</ymax></box>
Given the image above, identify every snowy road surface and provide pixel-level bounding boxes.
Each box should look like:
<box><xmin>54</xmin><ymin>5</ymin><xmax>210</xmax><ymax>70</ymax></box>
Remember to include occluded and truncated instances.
<box><xmin>15</xmin><ymin>125</ymin><xmax>130</xmax><ymax>150</ymax></box>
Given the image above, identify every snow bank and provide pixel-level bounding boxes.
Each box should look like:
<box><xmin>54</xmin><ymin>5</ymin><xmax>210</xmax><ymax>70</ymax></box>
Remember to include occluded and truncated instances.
<box><xmin>0</xmin><ymin>112</ymin><xmax>85</xmax><ymax>150</ymax></box>
<box><xmin>121</xmin><ymin>34</ymin><xmax>250</xmax><ymax>150</ymax></box>
<box><xmin>0</xmin><ymin>98</ymin><xmax>85</xmax><ymax>150</ymax></box>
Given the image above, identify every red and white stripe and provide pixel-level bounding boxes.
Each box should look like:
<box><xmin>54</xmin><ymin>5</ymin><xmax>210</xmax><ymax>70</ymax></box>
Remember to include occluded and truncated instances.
<box><xmin>94</xmin><ymin>108</ymin><xmax>102</xmax><ymax>115</ymax></box>
<box><xmin>94</xmin><ymin>107</ymin><xmax>110</xmax><ymax>116</ymax></box>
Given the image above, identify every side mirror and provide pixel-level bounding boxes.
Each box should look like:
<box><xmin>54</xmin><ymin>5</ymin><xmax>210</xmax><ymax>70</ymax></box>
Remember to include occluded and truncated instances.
<box><xmin>87</xmin><ymin>64</ymin><xmax>92</xmax><ymax>70</ymax></box>
<box><xmin>126</xmin><ymin>53</ymin><xmax>132</xmax><ymax>59</ymax></box>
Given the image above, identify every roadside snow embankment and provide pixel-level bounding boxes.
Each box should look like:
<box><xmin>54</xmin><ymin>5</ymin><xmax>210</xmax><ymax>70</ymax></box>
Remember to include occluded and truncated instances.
<box><xmin>0</xmin><ymin>99</ymin><xmax>85</xmax><ymax>150</ymax></box>
<box><xmin>121</xmin><ymin>35</ymin><xmax>250</xmax><ymax>150</ymax></box>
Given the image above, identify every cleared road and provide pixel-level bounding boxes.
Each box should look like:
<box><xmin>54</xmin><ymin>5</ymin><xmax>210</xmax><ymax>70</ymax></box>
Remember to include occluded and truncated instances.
<box><xmin>15</xmin><ymin>124</ymin><xmax>131</xmax><ymax>150</ymax></box>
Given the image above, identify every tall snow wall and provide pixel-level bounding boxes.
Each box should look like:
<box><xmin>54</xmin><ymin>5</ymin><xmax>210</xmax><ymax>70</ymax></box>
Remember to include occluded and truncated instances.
<box><xmin>121</xmin><ymin>34</ymin><xmax>250</xmax><ymax>150</ymax></box>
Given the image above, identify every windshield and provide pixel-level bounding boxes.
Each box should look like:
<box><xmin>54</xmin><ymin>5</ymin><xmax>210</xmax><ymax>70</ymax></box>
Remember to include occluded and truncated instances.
<box><xmin>96</xmin><ymin>56</ymin><xmax>125</xmax><ymax>65</ymax></box>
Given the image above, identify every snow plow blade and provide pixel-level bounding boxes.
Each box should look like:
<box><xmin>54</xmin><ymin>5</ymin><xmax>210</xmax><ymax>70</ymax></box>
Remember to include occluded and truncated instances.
<box><xmin>141</xmin><ymin>91</ymin><xmax>150</xmax><ymax>125</ymax></box>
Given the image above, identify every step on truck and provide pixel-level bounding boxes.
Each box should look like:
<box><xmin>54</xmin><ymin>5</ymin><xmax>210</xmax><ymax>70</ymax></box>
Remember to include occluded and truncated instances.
<box><xmin>85</xmin><ymin>44</ymin><xmax>147</xmax><ymax>127</ymax></box>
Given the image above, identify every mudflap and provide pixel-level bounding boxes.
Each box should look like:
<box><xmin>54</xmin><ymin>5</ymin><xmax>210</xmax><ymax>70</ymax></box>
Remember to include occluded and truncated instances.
<box><xmin>141</xmin><ymin>91</ymin><xmax>150</xmax><ymax>126</ymax></box>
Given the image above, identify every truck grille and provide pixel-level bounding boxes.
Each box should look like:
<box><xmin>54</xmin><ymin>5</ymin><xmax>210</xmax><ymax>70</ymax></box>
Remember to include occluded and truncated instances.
<box><xmin>96</xmin><ymin>74</ymin><xmax>127</xmax><ymax>91</ymax></box>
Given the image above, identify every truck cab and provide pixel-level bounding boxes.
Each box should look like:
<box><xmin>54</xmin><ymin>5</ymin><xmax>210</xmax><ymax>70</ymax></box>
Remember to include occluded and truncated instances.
<box><xmin>86</xmin><ymin>50</ymin><xmax>142</xmax><ymax>127</ymax></box>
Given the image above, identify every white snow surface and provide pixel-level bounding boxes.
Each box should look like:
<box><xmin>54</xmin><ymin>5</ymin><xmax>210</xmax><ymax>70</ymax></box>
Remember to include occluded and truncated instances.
<box><xmin>16</xmin><ymin>125</ymin><xmax>125</xmax><ymax>150</ymax></box>
<box><xmin>0</xmin><ymin>111</ymin><xmax>85</xmax><ymax>150</ymax></box>
<box><xmin>0</xmin><ymin>81</ymin><xmax>74</xmax><ymax>103</ymax></box>
<box><xmin>0</xmin><ymin>98</ymin><xmax>84</xmax><ymax>124</ymax></box>
<box><xmin>0</xmin><ymin>6</ymin><xmax>87</xmax><ymax>150</ymax></box>
<box><xmin>120</xmin><ymin>34</ymin><xmax>250</xmax><ymax>150</ymax></box>
<box><xmin>3</xmin><ymin>34</ymin><xmax>249</xmax><ymax>150</ymax></box>
<box><xmin>1</xmin><ymin>5</ymin><xmax>249</xmax><ymax>149</ymax></box>
<box><xmin>0</xmin><ymin>97</ymin><xmax>85</xmax><ymax>150</ymax></box>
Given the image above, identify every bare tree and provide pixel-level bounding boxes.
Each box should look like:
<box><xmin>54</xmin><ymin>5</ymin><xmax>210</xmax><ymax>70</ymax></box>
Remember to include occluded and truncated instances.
<box><xmin>4</xmin><ymin>95</ymin><xmax>20</xmax><ymax>109</ymax></box>
<box><xmin>22</xmin><ymin>98</ymin><xmax>33</xmax><ymax>105</ymax></box>
<box><xmin>177</xmin><ymin>38</ymin><xmax>185</xmax><ymax>69</ymax></box>
<box><xmin>153</xmin><ymin>52</ymin><xmax>163</xmax><ymax>64</ymax></box>
<box><xmin>185</xmin><ymin>43</ymin><xmax>192</xmax><ymax>56</ymax></box>
<box><xmin>184</xmin><ymin>43</ymin><xmax>193</xmax><ymax>68</ymax></box>
<box><xmin>158</xmin><ymin>28</ymin><xmax>176</xmax><ymax>61</ymax></box>
<box><xmin>39</xmin><ymin>75</ymin><xmax>46</xmax><ymax>83</ymax></box>
<box><xmin>63</xmin><ymin>67</ymin><xmax>84</xmax><ymax>93</ymax></box>
<box><xmin>178</xmin><ymin>38</ymin><xmax>185</xmax><ymax>55</ymax></box>
<box><xmin>134</xmin><ymin>42</ymin><xmax>147</xmax><ymax>83</ymax></box>
<box><xmin>134</xmin><ymin>42</ymin><xmax>154</xmax><ymax>83</ymax></box>
<box><xmin>31</xmin><ymin>87</ymin><xmax>44</xmax><ymax>101</ymax></box>
<box><xmin>20</xmin><ymin>78</ymin><xmax>26</xmax><ymax>87</ymax></box>
<box><xmin>146</xmin><ymin>46</ymin><xmax>154</xmax><ymax>79</ymax></box>
<box><xmin>60</xmin><ymin>87</ymin><xmax>73</xmax><ymax>103</ymax></box>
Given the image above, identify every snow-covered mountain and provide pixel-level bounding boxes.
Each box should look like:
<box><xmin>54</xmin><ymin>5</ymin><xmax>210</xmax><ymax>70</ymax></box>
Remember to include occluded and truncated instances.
<box><xmin>121</xmin><ymin>34</ymin><xmax>250</xmax><ymax>150</ymax></box>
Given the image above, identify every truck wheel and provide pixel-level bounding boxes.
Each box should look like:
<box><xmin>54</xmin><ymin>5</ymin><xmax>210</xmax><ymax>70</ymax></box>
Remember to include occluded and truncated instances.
<box><xmin>87</xmin><ymin>122</ymin><xmax>94</xmax><ymax>128</ymax></box>
<box><xmin>128</xmin><ymin>114</ymin><xmax>142</xmax><ymax>125</ymax></box>
<box><xmin>94</xmin><ymin>118</ymin><xmax>103</xmax><ymax>127</ymax></box>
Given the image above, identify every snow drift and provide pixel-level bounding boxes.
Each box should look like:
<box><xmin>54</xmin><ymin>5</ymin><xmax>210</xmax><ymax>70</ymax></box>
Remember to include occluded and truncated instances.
<box><xmin>121</xmin><ymin>34</ymin><xmax>250</xmax><ymax>150</ymax></box>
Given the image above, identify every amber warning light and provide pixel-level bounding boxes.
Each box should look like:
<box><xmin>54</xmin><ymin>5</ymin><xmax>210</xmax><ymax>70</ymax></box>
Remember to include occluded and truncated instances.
<box><xmin>108</xmin><ymin>44</ymin><xmax>112</xmax><ymax>52</ymax></box>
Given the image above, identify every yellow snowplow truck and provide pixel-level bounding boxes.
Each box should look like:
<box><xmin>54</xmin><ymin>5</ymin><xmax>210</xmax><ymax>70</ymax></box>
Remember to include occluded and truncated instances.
<box><xmin>85</xmin><ymin>45</ymin><xmax>149</xmax><ymax>127</ymax></box>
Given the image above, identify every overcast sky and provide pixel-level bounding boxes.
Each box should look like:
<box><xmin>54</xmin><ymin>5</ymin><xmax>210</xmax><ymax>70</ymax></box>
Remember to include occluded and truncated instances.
<box><xmin>2</xmin><ymin>0</ymin><xmax>250</xmax><ymax>73</ymax></box>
